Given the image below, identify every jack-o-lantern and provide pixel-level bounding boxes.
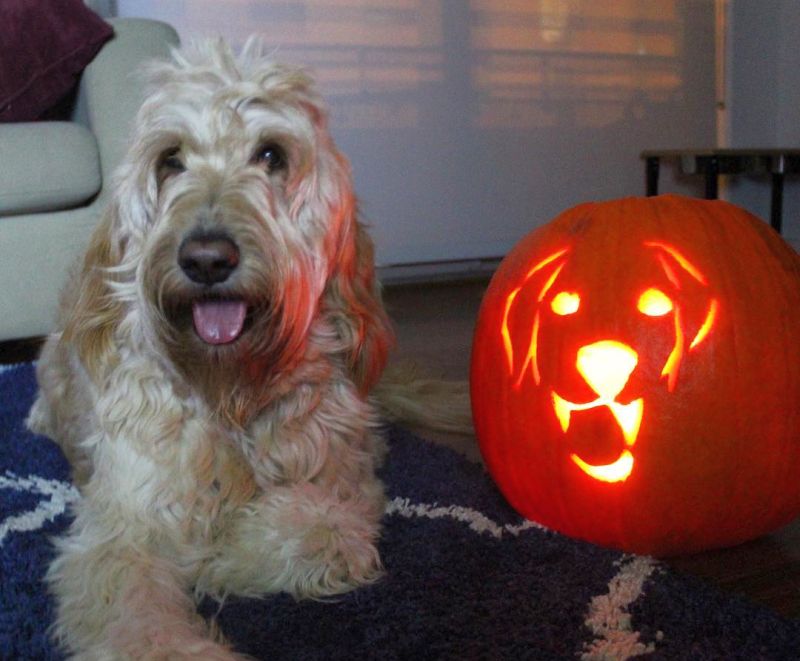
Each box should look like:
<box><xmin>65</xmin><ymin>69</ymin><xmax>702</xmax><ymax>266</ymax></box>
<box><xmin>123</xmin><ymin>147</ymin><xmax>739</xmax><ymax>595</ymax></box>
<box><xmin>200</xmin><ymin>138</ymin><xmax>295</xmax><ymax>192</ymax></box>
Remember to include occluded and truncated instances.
<box><xmin>471</xmin><ymin>195</ymin><xmax>800</xmax><ymax>556</ymax></box>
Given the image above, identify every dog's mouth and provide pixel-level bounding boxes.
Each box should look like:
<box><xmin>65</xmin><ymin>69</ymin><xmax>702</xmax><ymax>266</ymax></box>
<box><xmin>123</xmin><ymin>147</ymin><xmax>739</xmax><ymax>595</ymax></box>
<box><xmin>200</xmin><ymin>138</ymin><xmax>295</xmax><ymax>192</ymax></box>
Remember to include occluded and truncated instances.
<box><xmin>190</xmin><ymin>298</ymin><xmax>250</xmax><ymax>345</ymax></box>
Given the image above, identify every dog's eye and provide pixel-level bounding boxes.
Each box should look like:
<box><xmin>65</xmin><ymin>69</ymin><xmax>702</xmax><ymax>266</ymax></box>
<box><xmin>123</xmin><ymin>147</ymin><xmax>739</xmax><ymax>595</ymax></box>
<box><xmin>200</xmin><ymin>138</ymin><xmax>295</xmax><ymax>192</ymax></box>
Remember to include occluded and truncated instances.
<box><xmin>637</xmin><ymin>288</ymin><xmax>673</xmax><ymax>316</ymax></box>
<box><xmin>551</xmin><ymin>291</ymin><xmax>580</xmax><ymax>316</ymax></box>
<box><xmin>253</xmin><ymin>143</ymin><xmax>288</xmax><ymax>174</ymax></box>
<box><xmin>159</xmin><ymin>148</ymin><xmax>185</xmax><ymax>175</ymax></box>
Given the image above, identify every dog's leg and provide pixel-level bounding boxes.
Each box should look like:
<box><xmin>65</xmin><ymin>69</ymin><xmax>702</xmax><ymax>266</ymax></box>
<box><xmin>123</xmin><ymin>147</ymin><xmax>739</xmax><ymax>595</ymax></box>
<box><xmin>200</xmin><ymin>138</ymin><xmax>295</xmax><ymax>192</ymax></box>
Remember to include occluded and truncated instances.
<box><xmin>199</xmin><ymin>476</ymin><xmax>385</xmax><ymax>601</ymax></box>
<box><xmin>197</xmin><ymin>381</ymin><xmax>387</xmax><ymax>601</ymax></box>
<box><xmin>27</xmin><ymin>337</ymin><xmax>97</xmax><ymax>485</ymax></box>
<box><xmin>198</xmin><ymin>407</ymin><xmax>385</xmax><ymax>598</ymax></box>
<box><xmin>49</xmin><ymin>511</ymin><xmax>243</xmax><ymax>660</ymax></box>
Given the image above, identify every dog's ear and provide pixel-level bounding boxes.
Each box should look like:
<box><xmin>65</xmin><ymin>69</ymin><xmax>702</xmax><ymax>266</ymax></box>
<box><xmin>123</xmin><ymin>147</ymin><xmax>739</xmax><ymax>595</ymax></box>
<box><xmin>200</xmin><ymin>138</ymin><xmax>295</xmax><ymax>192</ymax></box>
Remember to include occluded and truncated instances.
<box><xmin>287</xmin><ymin>103</ymin><xmax>394</xmax><ymax>393</ymax></box>
<box><xmin>324</xmin><ymin>218</ymin><xmax>395</xmax><ymax>395</ymax></box>
<box><xmin>60</xmin><ymin>205</ymin><xmax>126</xmax><ymax>383</ymax></box>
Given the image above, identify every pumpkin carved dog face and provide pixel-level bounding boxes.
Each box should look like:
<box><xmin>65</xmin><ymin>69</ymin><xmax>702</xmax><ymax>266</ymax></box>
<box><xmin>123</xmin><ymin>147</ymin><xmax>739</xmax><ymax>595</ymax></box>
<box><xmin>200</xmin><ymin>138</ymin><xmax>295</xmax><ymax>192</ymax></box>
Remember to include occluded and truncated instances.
<box><xmin>471</xmin><ymin>195</ymin><xmax>800</xmax><ymax>555</ymax></box>
<box><xmin>501</xmin><ymin>241</ymin><xmax>719</xmax><ymax>482</ymax></box>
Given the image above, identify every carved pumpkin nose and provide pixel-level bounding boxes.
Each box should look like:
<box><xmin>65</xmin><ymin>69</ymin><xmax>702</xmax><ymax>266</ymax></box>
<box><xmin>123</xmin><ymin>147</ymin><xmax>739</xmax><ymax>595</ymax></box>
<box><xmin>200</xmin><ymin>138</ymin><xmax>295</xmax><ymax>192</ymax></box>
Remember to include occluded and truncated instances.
<box><xmin>576</xmin><ymin>340</ymin><xmax>638</xmax><ymax>399</ymax></box>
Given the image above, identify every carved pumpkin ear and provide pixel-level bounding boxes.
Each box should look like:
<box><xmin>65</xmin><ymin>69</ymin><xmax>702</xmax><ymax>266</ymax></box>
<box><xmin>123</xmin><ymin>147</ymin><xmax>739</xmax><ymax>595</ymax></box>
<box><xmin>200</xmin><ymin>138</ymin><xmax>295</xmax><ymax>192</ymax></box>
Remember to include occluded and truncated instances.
<box><xmin>644</xmin><ymin>241</ymin><xmax>709</xmax><ymax>287</ymax></box>
<box><xmin>643</xmin><ymin>240</ymin><xmax>719</xmax><ymax>352</ymax></box>
<box><xmin>500</xmin><ymin>248</ymin><xmax>570</xmax><ymax>386</ymax></box>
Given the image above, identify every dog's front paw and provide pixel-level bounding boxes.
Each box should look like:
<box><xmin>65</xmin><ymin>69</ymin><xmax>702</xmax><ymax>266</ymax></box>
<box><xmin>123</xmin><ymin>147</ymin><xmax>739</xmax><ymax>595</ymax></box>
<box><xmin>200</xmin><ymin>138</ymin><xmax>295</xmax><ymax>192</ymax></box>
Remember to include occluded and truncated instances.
<box><xmin>199</xmin><ymin>484</ymin><xmax>384</xmax><ymax>601</ymax></box>
<box><xmin>294</xmin><ymin>514</ymin><xmax>383</xmax><ymax>598</ymax></box>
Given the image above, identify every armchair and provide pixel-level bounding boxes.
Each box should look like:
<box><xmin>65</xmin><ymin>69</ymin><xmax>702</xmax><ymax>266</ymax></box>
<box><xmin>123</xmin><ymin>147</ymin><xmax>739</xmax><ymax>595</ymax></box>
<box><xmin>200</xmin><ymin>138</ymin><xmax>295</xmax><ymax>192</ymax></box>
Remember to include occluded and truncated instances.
<box><xmin>0</xmin><ymin>18</ymin><xmax>179</xmax><ymax>341</ymax></box>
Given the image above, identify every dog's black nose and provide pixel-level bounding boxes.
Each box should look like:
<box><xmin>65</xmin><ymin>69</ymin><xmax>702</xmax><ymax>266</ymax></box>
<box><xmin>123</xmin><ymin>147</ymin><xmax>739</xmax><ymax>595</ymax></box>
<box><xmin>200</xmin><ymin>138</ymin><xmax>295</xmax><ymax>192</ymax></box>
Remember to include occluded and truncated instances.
<box><xmin>178</xmin><ymin>233</ymin><xmax>240</xmax><ymax>286</ymax></box>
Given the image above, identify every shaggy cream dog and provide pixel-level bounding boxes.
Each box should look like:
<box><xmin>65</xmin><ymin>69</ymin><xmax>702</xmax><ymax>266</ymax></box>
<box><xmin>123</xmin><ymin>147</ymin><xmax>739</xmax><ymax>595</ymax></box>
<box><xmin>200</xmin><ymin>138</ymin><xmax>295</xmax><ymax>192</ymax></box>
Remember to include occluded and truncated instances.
<box><xmin>28</xmin><ymin>39</ymin><xmax>465</xmax><ymax>659</ymax></box>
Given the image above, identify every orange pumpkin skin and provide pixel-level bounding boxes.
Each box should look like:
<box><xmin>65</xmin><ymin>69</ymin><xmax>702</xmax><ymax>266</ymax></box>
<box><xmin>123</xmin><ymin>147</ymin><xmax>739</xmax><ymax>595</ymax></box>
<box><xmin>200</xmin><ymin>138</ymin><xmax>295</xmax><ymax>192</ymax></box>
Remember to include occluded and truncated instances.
<box><xmin>471</xmin><ymin>195</ymin><xmax>800</xmax><ymax>556</ymax></box>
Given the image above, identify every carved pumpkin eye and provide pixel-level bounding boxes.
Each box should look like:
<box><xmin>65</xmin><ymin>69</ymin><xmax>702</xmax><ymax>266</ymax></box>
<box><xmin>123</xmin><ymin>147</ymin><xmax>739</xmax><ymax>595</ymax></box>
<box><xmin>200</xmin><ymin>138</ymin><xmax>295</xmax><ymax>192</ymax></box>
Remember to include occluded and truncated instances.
<box><xmin>551</xmin><ymin>291</ymin><xmax>580</xmax><ymax>315</ymax></box>
<box><xmin>637</xmin><ymin>288</ymin><xmax>673</xmax><ymax>316</ymax></box>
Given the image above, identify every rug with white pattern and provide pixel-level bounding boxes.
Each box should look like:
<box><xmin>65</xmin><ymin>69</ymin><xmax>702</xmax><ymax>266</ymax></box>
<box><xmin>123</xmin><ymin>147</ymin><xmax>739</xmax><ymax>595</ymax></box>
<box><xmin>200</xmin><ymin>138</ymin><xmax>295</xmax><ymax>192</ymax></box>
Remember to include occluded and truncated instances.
<box><xmin>2</xmin><ymin>361</ymin><xmax>799</xmax><ymax>660</ymax></box>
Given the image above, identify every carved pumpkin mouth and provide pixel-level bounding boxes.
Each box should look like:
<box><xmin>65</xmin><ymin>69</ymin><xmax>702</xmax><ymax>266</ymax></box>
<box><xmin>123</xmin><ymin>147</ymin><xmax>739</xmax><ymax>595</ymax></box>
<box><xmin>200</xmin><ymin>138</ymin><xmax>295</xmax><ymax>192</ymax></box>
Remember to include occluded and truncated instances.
<box><xmin>551</xmin><ymin>391</ymin><xmax>642</xmax><ymax>483</ymax></box>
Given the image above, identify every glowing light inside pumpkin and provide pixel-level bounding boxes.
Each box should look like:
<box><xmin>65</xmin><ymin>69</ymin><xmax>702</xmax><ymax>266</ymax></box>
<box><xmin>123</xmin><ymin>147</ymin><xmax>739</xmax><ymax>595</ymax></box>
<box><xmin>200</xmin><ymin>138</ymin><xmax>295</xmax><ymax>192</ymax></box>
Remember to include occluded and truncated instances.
<box><xmin>552</xmin><ymin>392</ymin><xmax>643</xmax><ymax>446</ymax></box>
<box><xmin>637</xmin><ymin>288</ymin><xmax>673</xmax><ymax>316</ymax></box>
<box><xmin>571</xmin><ymin>450</ymin><xmax>635</xmax><ymax>484</ymax></box>
<box><xmin>661</xmin><ymin>307</ymin><xmax>685</xmax><ymax>392</ymax></box>
<box><xmin>501</xmin><ymin>287</ymin><xmax>521</xmax><ymax>374</ymax></box>
<box><xmin>551</xmin><ymin>291</ymin><xmax>580</xmax><ymax>315</ymax></box>
<box><xmin>656</xmin><ymin>254</ymin><xmax>681</xmax><ymax>288</ymax></box>
<box><xmin>514</xmin><ymin>310</ymin><xmax>541</xmax><ymax>388</ymax></box>
<box><xmin>522</xmin><ymin>247</ymin><xmax>570</xmax><ymax>280</ymax></box>
<box><xmin>576</xmin><ymin>340</ymin><xmax>638</xmax><ymax>399</ymax></box>
<box><xmin>538</xmin><ymin>263</ymin><xmax>566</xmax><ymax>302</ymax></box>
<box><xmin>644</xmin><ymin>241</ymin><xmax>708</xmax><ymax>285</ymax></box>
<box><xmin>690</xmin><ymin>298</ymin><xmax>719</xmax><ymax>349</ymax></box>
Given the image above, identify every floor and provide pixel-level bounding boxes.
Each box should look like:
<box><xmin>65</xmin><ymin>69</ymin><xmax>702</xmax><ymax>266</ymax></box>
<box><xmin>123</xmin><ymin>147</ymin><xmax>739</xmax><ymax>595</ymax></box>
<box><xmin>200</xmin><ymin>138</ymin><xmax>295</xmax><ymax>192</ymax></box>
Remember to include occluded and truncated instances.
<box><xmin>3</xmin><ymin>279</ymin><xmax>798</xmax><ymax>618</ymax></box>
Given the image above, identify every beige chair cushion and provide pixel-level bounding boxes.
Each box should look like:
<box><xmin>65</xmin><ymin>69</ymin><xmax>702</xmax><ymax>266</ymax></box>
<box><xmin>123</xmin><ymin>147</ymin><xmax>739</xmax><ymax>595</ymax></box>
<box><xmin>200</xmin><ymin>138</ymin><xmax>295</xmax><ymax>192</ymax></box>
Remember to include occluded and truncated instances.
<box><xmin>0</xmin><ymin>122</ymin><xmax>101</xmax><ymax>215</ymax></box>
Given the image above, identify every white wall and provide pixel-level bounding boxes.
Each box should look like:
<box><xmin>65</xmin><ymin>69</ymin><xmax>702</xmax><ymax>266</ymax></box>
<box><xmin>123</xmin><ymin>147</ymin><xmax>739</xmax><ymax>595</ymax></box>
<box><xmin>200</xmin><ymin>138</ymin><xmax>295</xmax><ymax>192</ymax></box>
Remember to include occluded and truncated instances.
<box><xmin>727</xmin><ymin>0</ymin><xmax>800</xmax><ymax>248</ymax></box>
<box><xmin>116</xmin><ymin>1</ymin><xmax>717</xmax><ymax>269</ymax></box>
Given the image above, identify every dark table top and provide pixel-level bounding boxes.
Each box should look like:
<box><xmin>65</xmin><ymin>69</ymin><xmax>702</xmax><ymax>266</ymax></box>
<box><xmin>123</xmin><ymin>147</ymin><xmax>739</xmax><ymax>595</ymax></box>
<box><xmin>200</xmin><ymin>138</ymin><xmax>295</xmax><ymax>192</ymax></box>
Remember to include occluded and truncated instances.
<box><xmin>641</xmin><ymin>149</ymin><xmax>800</xmax><ymax>175</ymax></box>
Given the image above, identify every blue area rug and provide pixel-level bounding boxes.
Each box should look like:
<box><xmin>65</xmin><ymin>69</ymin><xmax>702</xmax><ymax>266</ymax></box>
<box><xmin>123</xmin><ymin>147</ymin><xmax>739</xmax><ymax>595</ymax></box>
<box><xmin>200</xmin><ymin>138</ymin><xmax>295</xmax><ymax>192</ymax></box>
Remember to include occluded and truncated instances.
<box><xmin>2</xmin><ymin>361</ymin><xmax>800</xmax><ymax>660</ymax></box>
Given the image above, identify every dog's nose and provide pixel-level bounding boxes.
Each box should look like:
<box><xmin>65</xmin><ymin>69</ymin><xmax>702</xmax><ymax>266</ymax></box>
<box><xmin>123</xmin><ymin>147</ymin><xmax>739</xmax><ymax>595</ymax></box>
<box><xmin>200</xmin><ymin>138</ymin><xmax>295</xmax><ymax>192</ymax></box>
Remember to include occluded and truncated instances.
<box><xmin>178</xmin><ymin>233</ymin><xmax>240</xmax><ymax>286</ymax></box>
<box><xmin>576</xmin><ymin>340</ymin><xmax>638</xmax><ymax>399</ymax></box>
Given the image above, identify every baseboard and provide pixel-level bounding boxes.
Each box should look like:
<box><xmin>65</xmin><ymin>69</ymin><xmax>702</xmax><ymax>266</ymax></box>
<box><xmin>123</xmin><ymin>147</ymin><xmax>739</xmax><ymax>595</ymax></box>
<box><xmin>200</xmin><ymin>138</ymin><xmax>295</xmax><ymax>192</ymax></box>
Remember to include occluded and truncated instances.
<box><xmin>378</xmin><ymin>258</ymin><xmax>501</xmax><ymax>286</ymax></box>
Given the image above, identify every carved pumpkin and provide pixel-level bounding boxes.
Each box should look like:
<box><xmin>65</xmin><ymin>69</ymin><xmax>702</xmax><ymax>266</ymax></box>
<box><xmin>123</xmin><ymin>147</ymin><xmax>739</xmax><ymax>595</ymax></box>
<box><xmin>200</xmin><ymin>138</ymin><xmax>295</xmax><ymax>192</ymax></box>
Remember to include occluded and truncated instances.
<box><xmin>471</xmin><ymin>195</ymin><xmax>800</xmax><ymax>555</ymax></box>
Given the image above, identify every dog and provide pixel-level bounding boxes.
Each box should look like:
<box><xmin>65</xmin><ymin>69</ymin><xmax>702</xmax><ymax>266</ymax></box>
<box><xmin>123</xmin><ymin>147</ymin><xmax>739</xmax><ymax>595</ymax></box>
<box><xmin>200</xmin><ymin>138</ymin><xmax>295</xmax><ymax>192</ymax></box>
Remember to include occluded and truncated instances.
<box><xmin>27</xmin><ymin>38</ymin><xmax>468</xmax><ymax>659</ymax></box>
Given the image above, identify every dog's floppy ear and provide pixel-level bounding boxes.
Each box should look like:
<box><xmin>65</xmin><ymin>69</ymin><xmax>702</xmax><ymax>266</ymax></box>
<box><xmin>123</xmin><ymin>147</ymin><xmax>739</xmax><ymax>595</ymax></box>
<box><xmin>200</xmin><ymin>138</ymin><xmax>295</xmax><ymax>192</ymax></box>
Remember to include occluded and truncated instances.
<box><xmin>324</xmin><ymin>218</ymin><xmax>395</xmax><ymax>395</ymax></box>
<box><xmin>290</xmin><ymin>101</ymin><xmax>394</xmax><ymax>393</ymax></box>
<box><xmin>60</xmin><ymin>205</ymin><xmax>126</xmax><ymax>383</ymax></box>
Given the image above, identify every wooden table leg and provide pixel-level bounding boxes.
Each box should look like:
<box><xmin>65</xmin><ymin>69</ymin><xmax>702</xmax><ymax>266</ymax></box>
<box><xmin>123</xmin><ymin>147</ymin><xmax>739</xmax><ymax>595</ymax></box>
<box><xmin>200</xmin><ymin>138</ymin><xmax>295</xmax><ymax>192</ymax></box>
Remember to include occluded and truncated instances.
<box><xmin>646</xmin><ymin>157</ymin><xmax>659</xmax><ymax>196</ymax></box>
<box><xmin>770</xmin><ymin>172</ymin><xmax>784</xmax><ymax>233</ymax></box>
<box><xmin>704</xmin><ymin>156</ymin><xmax>719</xmax><ymax>199</ymax></box>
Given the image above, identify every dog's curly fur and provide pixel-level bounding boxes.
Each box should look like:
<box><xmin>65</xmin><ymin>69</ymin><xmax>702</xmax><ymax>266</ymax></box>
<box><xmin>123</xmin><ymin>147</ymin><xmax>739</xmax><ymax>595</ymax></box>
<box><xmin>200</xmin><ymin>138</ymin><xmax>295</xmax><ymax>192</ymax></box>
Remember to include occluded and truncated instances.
<box><xmin>26</xmin><ymin>39</ymin><xmax>452</xmax><ymax>659</ymax></box>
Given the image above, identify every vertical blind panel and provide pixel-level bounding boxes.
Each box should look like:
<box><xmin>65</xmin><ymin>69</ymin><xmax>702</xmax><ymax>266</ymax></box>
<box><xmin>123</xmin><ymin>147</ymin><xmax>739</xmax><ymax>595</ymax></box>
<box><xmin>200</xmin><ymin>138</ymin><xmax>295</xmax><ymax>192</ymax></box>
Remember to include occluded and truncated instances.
<box><xmin>117</xmin><ymin>0</ymin><xmax>716</xmax><ymax>266</ymax></box>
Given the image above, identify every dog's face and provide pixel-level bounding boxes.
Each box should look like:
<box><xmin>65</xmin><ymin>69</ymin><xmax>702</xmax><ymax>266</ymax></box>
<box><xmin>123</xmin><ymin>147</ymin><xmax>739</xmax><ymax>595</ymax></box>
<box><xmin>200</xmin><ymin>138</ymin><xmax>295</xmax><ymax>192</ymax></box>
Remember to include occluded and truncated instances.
<box><xmin>502</xmin><ymin>237</ymin><xmax>719</xmax><ymax>482</ymax></box>
<box><xmin>68</xmin><ymin>41</ymin><xmax>392</xmax><ymax>416</ymax></box>
<box><xmin>134</xmin><ymin>57</ymin><xmax>331</xmax><ymax>365</ymax></box>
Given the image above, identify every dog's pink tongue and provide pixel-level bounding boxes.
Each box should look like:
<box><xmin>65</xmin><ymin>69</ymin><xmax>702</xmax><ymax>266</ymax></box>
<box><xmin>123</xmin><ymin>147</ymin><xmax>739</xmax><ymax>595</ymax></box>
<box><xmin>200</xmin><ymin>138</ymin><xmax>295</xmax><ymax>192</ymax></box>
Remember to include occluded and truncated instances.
<box><xmin>192</xmin><ymin>300</ymin><xmax>247</xmax><ymax>345</ymax></box>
